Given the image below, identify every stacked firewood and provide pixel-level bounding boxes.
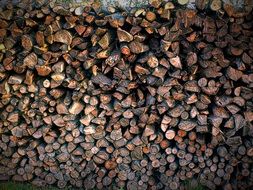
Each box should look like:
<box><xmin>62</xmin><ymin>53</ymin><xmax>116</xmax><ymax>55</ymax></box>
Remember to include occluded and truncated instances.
<box><xmin>0</xmin><ymin>0</ymin><xmax>253</xmax><ymax>189</ymax></box>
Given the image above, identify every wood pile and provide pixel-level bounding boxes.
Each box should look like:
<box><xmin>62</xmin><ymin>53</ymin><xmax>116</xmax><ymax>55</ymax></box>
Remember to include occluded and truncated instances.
<box><xmin>0</xmin><ymin>0</ymin><xmax>253</xmax><ymax>189</ymax></box>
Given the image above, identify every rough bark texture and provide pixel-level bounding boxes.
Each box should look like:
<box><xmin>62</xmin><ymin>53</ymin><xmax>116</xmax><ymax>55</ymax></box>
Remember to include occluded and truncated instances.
<box><xmin>0</xmin><ymin>0</ymin><xmax>253</xmax><ymax>190</ymax></box>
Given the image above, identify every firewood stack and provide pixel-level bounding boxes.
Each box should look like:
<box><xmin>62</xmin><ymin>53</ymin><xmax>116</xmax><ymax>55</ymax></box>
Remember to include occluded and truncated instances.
<box><xmin>0</xmin><ymin>0</ymin><xmax>253</xmax><ymax>189</ymax></box>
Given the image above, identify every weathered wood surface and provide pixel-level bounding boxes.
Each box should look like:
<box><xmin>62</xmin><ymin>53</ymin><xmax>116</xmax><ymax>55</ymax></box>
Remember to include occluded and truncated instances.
<box><xmin>0</xmin><ymin>0</ymin><xmax>253</xmax><ymax>190</ymax></box>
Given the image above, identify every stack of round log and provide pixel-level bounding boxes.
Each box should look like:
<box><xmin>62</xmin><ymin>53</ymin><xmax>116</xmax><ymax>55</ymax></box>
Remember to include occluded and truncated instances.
<box><xmin>0</xmin><ymin>0</ymin><xmax>253</xmax><ymax>189</ymax></box>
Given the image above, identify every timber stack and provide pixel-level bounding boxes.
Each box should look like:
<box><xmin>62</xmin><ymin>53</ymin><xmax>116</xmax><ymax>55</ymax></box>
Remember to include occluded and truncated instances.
<box><xmin>0</xmin><ymin>0</ymin><xmax>253</xmax><ymax>189</ymax></box>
